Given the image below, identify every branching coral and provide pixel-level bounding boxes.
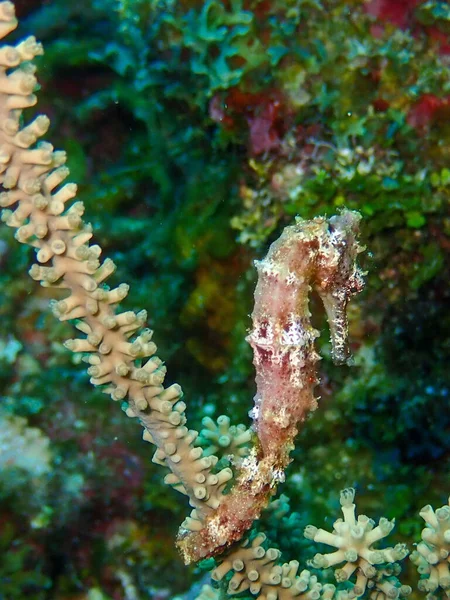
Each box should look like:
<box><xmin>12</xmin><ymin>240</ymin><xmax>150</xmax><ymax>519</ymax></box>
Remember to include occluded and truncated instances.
<box><xmin>0</xmin><ymin>0</ymin><xmax>233</xmax><ymax>557</ymax></box>
<box><xmin>211</xmin><ymin>532</ymin><xmax>336</xmax><ymax>599</ymax></box>
<box><xmin>305</xmin><ymin>489</ymin><xmax>410</xmax><ymax>600</ymax></box>
<box><xmin>411</xmin><ymin>499</ymin><xmax>450</xmax><ymax>598</ymax></box>
<box><xmin>197</xmin><ymin>415</ymin><xmax>252</xmax><ymax>460</ymax></box>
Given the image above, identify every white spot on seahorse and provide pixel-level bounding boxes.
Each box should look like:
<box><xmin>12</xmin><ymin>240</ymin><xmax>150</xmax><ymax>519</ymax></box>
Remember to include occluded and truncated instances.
<box><xmin>281</xmin><ymin>314</ymin><xmax>312</xmax><ymax>347</ymax></box>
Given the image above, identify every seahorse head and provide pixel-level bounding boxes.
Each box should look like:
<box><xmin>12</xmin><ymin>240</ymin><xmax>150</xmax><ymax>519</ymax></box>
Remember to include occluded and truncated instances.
<box><xmin>312</xmin><ymin>209</ymin><xmax>365</xmax><ymax>364</ymax></box>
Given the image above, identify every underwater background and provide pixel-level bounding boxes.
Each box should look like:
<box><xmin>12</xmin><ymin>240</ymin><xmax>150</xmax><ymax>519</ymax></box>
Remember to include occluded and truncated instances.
<box><xmin>0</xmin><ymin>0</ymin><xmax>449</xmax><ymax>598</ymax></box>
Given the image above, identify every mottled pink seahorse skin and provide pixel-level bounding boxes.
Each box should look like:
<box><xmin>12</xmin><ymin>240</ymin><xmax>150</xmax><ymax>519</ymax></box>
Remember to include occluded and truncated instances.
<box><xmin>177</xmin><ymin>210</ymin><xmax>364</xmax><ymax>564</ymax></box>
<box><xmin>248</xmin><ymin>209</ymin><xmax>365</xmax><ymax>459</ymax></box>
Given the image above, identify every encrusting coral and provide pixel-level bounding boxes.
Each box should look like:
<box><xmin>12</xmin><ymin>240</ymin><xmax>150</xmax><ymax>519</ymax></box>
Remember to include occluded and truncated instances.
<box><xmin>0</xmin><ymin>2</ymin><xmax>448</xmax><ymax>600</ymax></box>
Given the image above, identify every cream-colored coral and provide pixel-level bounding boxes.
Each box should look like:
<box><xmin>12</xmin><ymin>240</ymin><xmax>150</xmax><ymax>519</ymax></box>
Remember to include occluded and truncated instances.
<box><xmin>0</xmin><ymin>0</ymin><xmax>230</xmax><ymax>537</ymax></box>
<box><xmin>0</xmin><ymin>410</ymin><xmax>51</xmax><ymax>476</ymax></box>
<box><xmin>304</xmin><ymin>489</ymin><xmax>410</xmax><ymax>600</ymax></box>
<box><xmin>197</xmin><ymin>415</ymin><xmax>252</xmax><ymax>459</ymax></box>
<box><xmin>411</xmin><ymin>499</ymin><xmax>450</xmax><ymax>598</ymax></box>
<box><xmin>211</xmin><ymin>533</ymin><xmax>336</xmax><ymax>600</ymax></box>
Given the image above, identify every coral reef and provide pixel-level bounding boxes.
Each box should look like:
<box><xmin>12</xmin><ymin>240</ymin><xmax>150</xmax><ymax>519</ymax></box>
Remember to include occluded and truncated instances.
<box><xmin>0</xmin><ymin>1</ymin><xmax>448</xmax><ymax>599</ymax></box>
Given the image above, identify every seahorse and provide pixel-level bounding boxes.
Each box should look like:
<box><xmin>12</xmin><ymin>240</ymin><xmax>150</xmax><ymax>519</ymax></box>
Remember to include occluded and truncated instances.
<box><xmin>178</xmin><ymin>209</ymin><xmax>365</xmax><ymax>563</ymax></box>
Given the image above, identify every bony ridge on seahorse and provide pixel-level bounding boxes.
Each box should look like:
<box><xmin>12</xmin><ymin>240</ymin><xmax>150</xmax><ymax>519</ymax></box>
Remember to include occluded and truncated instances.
<box><xmin>178</xmin><ymin>209</ymin><xmax>365</xmax><ymax>564</ymax></box>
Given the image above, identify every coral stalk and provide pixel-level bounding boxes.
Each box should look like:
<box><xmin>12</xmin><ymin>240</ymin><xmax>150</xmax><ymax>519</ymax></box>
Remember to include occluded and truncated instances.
<box><xmin>0</xmin><ymin>0</ymin><xmax>230</xmax><ymax>543</ymax></box>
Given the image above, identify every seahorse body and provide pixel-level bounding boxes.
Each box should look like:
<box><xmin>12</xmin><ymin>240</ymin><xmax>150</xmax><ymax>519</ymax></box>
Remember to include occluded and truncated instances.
<box><xmin>178</xmin><ymin>210</ymin><xmax>364</xmax><ymax>564</ymax></box>
<box><xmin>248</xmin><ymin>209</ymin><xmax>365</xmax><ymax>460</ymax></box>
